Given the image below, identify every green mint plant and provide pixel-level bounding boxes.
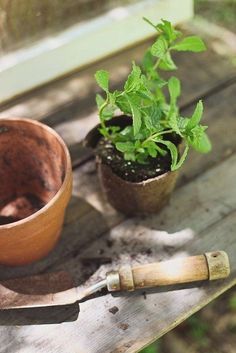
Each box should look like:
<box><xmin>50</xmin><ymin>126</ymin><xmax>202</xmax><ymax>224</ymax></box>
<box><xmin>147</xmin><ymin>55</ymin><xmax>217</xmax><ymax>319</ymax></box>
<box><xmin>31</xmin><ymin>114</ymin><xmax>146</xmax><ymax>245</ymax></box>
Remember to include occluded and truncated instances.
<box><xmin>94</xmin><ymin>18</ymin><xmax>211</xmax><ymax>171</ymax></box>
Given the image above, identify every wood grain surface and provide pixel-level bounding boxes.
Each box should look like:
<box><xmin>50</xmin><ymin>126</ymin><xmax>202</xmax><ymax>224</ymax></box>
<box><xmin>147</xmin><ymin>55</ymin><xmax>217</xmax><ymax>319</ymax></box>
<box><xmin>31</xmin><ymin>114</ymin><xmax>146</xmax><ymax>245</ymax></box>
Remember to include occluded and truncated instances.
<box><xmin>0</xmin><ymin>28</ymin><xmax>236</xmax><ymax>353</ymax></box>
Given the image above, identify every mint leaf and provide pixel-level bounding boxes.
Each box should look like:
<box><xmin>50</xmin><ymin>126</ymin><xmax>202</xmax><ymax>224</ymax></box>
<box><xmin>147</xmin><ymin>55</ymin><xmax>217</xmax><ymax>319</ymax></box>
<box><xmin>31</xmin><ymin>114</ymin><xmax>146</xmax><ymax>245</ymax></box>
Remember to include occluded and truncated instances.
<box><xmin>115</xmin><ymin>141</ymin><xmax>135</xmax><ymax>153</ymax></box>
<box><xmin>126</xmin><ymin>94</ymin><xmax>142</xmax><ymax>136</ymax></box>
<box><xmin>147</xmin><ymin>142</ymin><xmax>158</xmax><ymax>158</ymax></box>
<box><xmin>158</xmin><ymin>140</ymin><xmax>178</xmax><ymax>170</ymax></box>
<box><xmin>172</xmin><ymin>36</ymin><xmax>206</xmax><ymax>52</ymax></box>
<box><xmin>142</xmin><ymin>141</ymin><xmax>158</xmax><ymax>158</ymax></box>
<box><xmin>174</xmin><ymin>144</ymin><xmax>189</xmax><ymax>170</ymax></box>
<box><xmin>137</xmin><ymin>152</ymin><xmax>149</xmax><ymax>164</ymax></box>
<box><xmin>125</xmin><ymin>63</ymin><xmax>142</xmax><ymax>92</ymax></box>
<box><xmin>94</xmin><ymin>18</ymin><xmax>209</xmax><ymax>171</ymax></box>
<box><xmin>159</xmin><ymin>140</ymin><xmax>190</xmax><ymax>171</ymax></box>
<box><xmin>168</xmin><ymin>111</ymin><xmax>181</xmax><ymax>135</ymax></box>
<box><xmin>154</xmin><ymin>78</ymin><xmax>167</xmax><ymax>88</ymax></box>
<box><xmin>151</xmin><ymin>36</ymin><xmax>168</xmax><ymax>58</ymax></box>
<box><xmin>124</xmin><ymin>152</ymin><xmax>136</xmax><ymax>161</ymax></box>
<box><xmin>188</xmin><ymin>130</ymin><xmax>212</xmax><ymax>153</ymax></box>
<box><xmin>157</xmin><ymin>19</ymin><xmax>180</xmax><ymax>42</ymax></box>
<box><xmin>119</xmin><ymin>125</ymin><xmax>133</xmax><ymax>137</ymax></box>
<box><xmin>178</xmin><ymin>116</ymin><xmax>189</xmax><ymax>130</ymax></box>
<box><xmin>143</xmin><ymin>105</ymin><xmax>162</xmax><ymax>131</ymax></box>
<box><xmin>101</xmin><ymin>104</ymin><xmax>116</xmax><ymax>120</ymax></box>
<box><xmin>96</xmin><ymin>94</ymin><xmax>105</xmax><ymax>109</ymax></box>
<box><xmin>187</xmin><ymin>100</ymin><xmax>203</xmax><ymax>130</ymax></box>
<box><xmin>159</xmin><ymin>52</ymin><xmax>177</xmax><ymax>70</ymax></box>
<box><xmin>116</xmin><ymin>95</ymin><xmax>131</xmax><ymax>115</ymax></box>
<box><xmin>95</xmin><ymin>70</ymin><xmax>109</xmax><ymax>91</ymax></box>
<box><xmin>108</xmin><ymin>126</ymin><xmax>120</xmax><ymax>135</ymax></box>
<box><xmin>142</xmin><ymin>50</ymin><xmax>154</xmax><ymax>73</ymax></box>
<box><xmin>168</xmin><ymin>76</ymin><xmax>181</xmax><ymax>104</ymax></box>
<box><xmin>167</xmin><ymin>77</ymin><xmax>181</xmax><ymax>135</ymax></box>
<box><xmin>143</xmin><ymin>17</ymin><xmax>159</xmax><ymax>31</ymax></box>
<box><xmin>108</xmin><ymin>91</ymin><xmax>118</xmax><ymax>105</ymax></box>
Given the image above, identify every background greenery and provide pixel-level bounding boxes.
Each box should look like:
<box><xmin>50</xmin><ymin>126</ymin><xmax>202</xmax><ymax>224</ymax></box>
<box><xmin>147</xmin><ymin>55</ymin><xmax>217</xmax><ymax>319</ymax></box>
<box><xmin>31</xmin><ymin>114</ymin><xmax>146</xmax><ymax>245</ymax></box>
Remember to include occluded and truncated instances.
<box><xmin>195</xmin><ymin>0</ymin><xmax>236</xmax><ymax>32</ymax></box>
<box><xmin>140</xmin><ymin>289</ymin><xmax>236</xmax><ymax>353</ymax></box>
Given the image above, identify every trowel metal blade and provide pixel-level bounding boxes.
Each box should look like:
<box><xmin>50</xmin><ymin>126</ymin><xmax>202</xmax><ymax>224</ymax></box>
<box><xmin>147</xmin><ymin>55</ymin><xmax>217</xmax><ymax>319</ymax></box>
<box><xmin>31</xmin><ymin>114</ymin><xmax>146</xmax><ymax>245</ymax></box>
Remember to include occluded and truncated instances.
<box><xmin>0</xmin><ymin>285</ymin><xmax>79</xmax><ymax>309</ymax></box>
<box><xmin>0</xmin><ymin>271</ymin><xmax>78</xmax><ymax>310</ymax></box>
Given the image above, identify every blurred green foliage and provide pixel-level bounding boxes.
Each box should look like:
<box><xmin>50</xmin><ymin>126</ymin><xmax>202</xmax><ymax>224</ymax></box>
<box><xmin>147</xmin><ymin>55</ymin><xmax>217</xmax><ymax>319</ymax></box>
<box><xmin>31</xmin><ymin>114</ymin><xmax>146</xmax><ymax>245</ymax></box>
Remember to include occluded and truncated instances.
<box><xmin>229</xmin><ymin>293</ymin><xmax>236</xmax><ymax>310</ymax></box>
<box><xmin>187</xmin><ymin>315</ymin><xmax>210</xmax><ymax>347</ymax></box>
<box><xmin>195</xmin><ymin>0</ymin><xmax>236</xmax><ymax>32</ymax></box>
<box><xmin>140</xmin><ymin>341</ymin><xmax>160</xmax><ymax>353</ymax></box>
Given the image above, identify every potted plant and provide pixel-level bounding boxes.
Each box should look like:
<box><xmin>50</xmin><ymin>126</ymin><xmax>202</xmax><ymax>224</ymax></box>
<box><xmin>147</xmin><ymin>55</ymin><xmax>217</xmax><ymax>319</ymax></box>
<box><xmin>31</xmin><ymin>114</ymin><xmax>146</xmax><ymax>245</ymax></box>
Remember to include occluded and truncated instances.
<box><xmin>0</xmin><ymin>118</ymin><xmax>72</xmax><ymax>266</ymax></box>
<box><xmin>85</xmin><ymin>18</ymin><xmax>211</xmax><ymax>215</ymax></box>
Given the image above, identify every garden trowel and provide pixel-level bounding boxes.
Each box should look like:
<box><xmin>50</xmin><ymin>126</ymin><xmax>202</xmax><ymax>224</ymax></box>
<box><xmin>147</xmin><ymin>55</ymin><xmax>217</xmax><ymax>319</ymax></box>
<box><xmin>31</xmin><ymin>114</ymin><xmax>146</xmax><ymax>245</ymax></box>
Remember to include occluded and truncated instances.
<box><xmin>0</xmin><ymin>251</ymin><xmax>230</xmax><ymax>310</ymax></box>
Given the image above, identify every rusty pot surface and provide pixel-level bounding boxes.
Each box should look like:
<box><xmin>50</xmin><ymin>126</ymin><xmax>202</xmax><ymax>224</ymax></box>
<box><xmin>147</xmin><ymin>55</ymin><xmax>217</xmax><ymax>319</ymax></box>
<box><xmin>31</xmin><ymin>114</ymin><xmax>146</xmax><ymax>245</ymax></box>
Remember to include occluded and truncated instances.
<box><xmin>0</xmin><ymin>118</ymin><xmax>72</xmax><ymax>266</ymax></box>
<box><xmin>85</xmin><ymin>116</ymin><xmax>179</xmax><ymax>216</ymax></box>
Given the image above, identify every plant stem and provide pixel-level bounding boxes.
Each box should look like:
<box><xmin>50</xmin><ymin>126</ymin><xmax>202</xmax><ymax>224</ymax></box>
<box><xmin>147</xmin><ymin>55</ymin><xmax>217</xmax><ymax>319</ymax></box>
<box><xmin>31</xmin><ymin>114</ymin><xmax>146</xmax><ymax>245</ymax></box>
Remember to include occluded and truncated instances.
<box><xmin>99</xmin><ymin>97</ymin><xmax>110</xmax><ymax>138</ymax></box>
<box><xmin>143</xmin><ymin>129</ymin><xmax>174</xmax><ymax>144</ymax></box>
<box><xmin>153</xmin><ymin>57</ymin><xmax>161</xmax><ymax>71</ymax></box>
<box><xmin>153</xmin><ymin>45</ymin><xmax>171</xmax><ymax>72</ymax></box>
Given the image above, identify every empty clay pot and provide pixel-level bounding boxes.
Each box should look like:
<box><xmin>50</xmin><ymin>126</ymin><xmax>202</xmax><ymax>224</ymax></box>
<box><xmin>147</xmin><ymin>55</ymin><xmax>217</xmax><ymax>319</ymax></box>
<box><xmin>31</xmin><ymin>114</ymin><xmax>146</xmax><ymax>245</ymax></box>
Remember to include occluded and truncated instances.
<box><xmin>85</xmin><ymin>116</ymin><xmax>179</xmax><ymax>216</ymax></box>
<box><xmin>0</xmin><ymin>118</ymin><xmax>72</xmax><ymax>266</ymax></box>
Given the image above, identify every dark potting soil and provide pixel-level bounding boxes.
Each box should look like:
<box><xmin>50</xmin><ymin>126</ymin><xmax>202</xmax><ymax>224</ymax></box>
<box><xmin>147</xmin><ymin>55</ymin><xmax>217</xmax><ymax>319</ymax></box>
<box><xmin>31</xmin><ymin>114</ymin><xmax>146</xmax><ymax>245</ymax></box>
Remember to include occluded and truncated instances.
<box><xmin>109</xmin><ymin>306</ymin><xmax>119</xmax><ymax>315</ymax></box>
<box><xmin>96</xmin><ymin>138</ymin><xmax>172</xmax><ymax>183</ymax></box>
<box><xmin>0</xmin><ymin>193</ymin><xmax>45</xmax><ymax>225</ymax></box>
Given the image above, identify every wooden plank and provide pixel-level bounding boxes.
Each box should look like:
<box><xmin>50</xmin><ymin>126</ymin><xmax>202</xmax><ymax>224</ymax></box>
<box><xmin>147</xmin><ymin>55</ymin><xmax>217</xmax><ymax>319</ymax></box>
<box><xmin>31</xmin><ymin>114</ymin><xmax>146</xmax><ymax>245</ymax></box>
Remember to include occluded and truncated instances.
<box><xmin>178</xmin><ymin>82</ymin><xmax>236</xmax><ymax>185</ymax></box>
<box><xmin>62</xmin><ymin>152</ymin><xmax>236</xmax><ymax>281</ymax></box>
<box><xmin>0</xmin><ymin>152</ymin><xmax>236</xmax><ymax>353</ymax></box>
<box><xmin>0</xmin><ymin>82</ymin><xmax>235</xmax><ymax>281</ymax></box>
<box><xmin>0</xmin><ymin>32</ymin><xmax>235</xmax><ymax>125</ymax></box>
<box><xmin>0</xmin><ymin>30</ymin><xmax>236</xmax><ymax>353</ymax></box>
<box><xmin>74</xmin><ymin>215</ymin><xmax>236</xmax><ymax>353</ymax></box>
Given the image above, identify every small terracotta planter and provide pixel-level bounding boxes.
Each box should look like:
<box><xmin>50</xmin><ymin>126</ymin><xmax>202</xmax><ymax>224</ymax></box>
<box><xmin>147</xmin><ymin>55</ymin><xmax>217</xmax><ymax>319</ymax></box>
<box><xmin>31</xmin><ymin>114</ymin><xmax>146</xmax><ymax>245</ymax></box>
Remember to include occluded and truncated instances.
<box><xmin>85</xmin><ymin>116</ymin><xmax>180</xmax><ymax>216</ymax></box>
<box><xmin>0</xmin><ymin>118</ymin><xmax>72</xmax><ymax>266</ymax></box>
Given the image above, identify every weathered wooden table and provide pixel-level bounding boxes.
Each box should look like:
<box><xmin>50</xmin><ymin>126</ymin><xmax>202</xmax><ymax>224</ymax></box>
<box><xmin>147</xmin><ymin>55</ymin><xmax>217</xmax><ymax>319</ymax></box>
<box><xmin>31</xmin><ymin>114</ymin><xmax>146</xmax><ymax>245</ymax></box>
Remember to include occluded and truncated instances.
<box><xmin>0</xmin><ymin>22</ymin><xmax>236</xmax><ymax>353</ymax></box>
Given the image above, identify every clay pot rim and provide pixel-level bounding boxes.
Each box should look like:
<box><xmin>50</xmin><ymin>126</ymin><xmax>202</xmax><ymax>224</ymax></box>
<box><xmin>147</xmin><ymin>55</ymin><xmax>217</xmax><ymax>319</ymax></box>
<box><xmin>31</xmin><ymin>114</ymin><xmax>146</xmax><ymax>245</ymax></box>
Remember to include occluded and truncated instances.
<box><xmin>0</xmin><ymin>117</ymin><xmax>72</xmax><ymax>229</ymax></box>
<box><xmin>96</xmin><ymin>155</ymin><xmax>174</xmax><ymax>186</ymax></box>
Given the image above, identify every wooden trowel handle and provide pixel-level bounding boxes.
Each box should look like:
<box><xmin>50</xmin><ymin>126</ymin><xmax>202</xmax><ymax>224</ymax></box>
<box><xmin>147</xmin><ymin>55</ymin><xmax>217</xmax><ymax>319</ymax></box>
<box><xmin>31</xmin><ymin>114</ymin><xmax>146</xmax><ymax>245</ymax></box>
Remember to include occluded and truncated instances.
<box><xmin>106</xmin><ymin>251</ymin><xmax>230</xmax><ymax>292</ymax></box>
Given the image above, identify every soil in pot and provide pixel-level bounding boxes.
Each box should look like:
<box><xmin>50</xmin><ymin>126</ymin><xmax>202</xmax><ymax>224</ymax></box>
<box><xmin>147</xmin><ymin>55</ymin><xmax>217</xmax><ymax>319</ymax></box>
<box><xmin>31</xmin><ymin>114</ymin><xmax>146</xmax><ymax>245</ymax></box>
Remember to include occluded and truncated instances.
<box><xmin>85</xmin><ymin>116</ymin><xmax>181</xmax><ymax>215</ymax></box>
<box><xmin>0</xmin><ymin>121</ymin><xmax>67</xmax><ymax>225</ymax></box>
<box><xmin>96</xmin><ymin>138</ymin><xmax>172</xmax><ymax>183</ymax></box>
<box><xmin>0</xmin><ymin>118</ymin><xmax>72</xmax><ymax>266</ymax></box>
<box><xmin>0</xmin><ymin>194</ymin><xmax>45</xmax><ymax>225</ymax></box>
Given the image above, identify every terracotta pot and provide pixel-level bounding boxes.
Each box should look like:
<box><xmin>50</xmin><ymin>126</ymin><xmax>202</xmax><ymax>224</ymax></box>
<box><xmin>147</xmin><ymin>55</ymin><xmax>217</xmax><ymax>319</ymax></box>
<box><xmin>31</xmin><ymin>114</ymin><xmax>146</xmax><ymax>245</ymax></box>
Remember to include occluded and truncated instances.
<box><xmin>85</xmin><ymin>116</ymin><xmax>179</xmax><ymax>216</ymax></box>
<box><xmin>0</xmin><ymin>118</ymin><xmax>72</xmax><ymax>266</ymax></box>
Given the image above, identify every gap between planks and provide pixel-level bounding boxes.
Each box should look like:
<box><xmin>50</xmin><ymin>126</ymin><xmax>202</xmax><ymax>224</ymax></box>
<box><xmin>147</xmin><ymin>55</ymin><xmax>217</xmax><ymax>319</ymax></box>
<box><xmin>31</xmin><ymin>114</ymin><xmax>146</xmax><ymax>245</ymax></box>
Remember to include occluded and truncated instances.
<box><xmin>0</xmin><ymin>79</ymin><xmax>235</xmax><ymax>280</ymax></box>
<box><xmin>0</xmin><ymin>21</ymin><xmax>234</xmax><ymax>353</ymax></box>
<box><xmin>35</xmin><ymin>153</ymin><xmax>236</xmax><ymax>352</ymax></box>
<box><xmin>0</xmin><ymin>81</ymin><xmax>236</xmax><ymax>353</ymax></box>
<box><xmin>0</xmin><ymin>29</ymin><xmax>235</xmax><ymax>127</ymax></box>
<box><xmin>1</xmin><ymin>153</ymin><xmax>236</xmax><ymax>352</ymax></box>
